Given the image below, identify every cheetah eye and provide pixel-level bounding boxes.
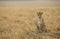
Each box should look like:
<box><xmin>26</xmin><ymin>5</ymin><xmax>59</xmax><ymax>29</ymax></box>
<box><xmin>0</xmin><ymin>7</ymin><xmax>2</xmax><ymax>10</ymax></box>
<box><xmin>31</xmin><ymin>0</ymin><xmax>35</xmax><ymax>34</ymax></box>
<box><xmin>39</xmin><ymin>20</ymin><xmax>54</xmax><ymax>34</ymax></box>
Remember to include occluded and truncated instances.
<box><xmin>38</xmin><ymin>14</ymin><xmax>40</xmax><ymax>16</ymax></box>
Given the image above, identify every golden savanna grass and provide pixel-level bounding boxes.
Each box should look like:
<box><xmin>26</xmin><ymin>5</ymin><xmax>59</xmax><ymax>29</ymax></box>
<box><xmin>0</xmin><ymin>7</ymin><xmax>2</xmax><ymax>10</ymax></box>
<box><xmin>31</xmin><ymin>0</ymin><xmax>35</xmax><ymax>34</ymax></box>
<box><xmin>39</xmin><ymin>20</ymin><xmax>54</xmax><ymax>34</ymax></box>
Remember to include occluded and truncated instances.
<box><xmin>0</xmin><ymin>7</ymin><xmax>60</xmax><ymax>39</ymax></box>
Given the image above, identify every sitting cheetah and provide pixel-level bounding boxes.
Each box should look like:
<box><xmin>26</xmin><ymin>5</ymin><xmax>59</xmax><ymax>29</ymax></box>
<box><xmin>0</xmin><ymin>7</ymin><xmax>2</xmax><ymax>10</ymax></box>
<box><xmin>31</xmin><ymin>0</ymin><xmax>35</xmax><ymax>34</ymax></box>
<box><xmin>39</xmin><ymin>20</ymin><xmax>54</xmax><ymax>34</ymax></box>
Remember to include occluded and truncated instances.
<box><xmin>37</xmin><ymin>12</ymin><xmax>47</xmax><ymax>33</ymax></box>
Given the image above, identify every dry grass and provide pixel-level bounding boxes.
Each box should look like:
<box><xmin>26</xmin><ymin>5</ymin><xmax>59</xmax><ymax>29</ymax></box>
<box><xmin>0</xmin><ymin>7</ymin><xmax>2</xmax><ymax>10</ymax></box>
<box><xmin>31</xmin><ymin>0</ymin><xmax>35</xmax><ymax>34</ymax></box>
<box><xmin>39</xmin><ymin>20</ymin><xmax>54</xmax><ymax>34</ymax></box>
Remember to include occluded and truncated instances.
<box><xmin>0</xmin><ymin>7</ymin><xmax>60</xmax><ymax>39</ymax></box>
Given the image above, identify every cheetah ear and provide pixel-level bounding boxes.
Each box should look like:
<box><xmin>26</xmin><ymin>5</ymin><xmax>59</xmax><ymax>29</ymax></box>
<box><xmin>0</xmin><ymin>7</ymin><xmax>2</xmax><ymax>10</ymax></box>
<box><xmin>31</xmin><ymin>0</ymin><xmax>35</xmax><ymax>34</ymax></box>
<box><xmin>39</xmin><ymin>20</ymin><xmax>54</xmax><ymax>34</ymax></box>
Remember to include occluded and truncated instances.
<box><xmin>37</xmin><ymin>12</ymin><xmax>39</xmax><ymax>16</ymax></box>
<box><xmin>37</xmin><ymin>12</ymin><xmax>43</xmax><ymax>16</ymax></box>
<box><xmin>39</xmin><ymin>12</ymin><xmax>43</xmax><ymax>15</ymax></box>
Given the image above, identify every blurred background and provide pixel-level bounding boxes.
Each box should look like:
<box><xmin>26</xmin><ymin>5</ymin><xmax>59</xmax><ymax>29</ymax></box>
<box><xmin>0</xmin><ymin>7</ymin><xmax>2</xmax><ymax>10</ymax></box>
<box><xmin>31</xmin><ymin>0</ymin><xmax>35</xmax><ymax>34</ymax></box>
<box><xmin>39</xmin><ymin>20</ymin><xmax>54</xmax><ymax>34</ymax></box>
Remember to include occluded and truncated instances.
<box><xmin>0</xmin><ymin>0</ymin><xmax>60</xmax><ymax>7</ymax></box>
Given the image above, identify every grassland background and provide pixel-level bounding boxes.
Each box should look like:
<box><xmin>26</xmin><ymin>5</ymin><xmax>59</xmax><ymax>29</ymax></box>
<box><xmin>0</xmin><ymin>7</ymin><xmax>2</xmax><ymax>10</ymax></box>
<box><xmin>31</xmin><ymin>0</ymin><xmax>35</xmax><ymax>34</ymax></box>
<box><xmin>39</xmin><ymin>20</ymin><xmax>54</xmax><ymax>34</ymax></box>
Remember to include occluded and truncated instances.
<box><xmin>0</xmin><ymin>7</ymin><xmax>60</xmax><ymax>39</ymax></box>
